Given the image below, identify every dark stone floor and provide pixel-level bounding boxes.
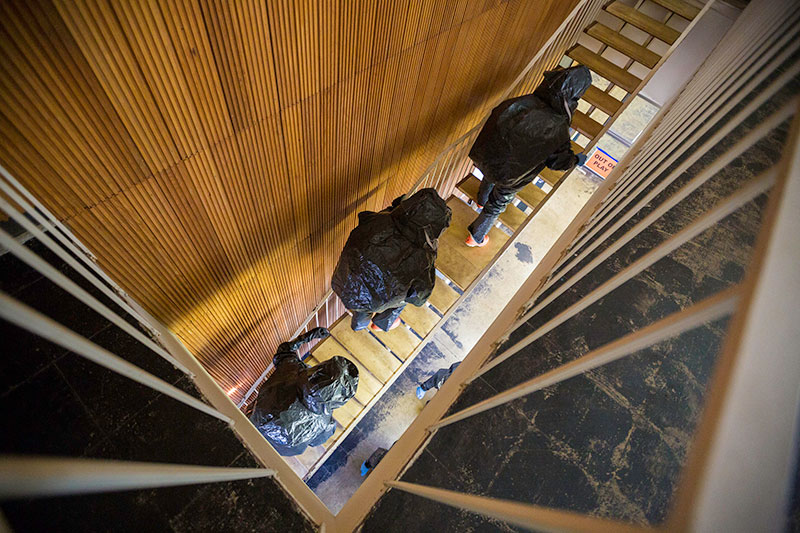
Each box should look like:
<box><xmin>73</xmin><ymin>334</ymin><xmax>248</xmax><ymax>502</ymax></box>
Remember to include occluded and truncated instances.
<box><xmin>1</xmin><ymin>237</ymin><xmax>314</xmax><ymax>532</ymax></box>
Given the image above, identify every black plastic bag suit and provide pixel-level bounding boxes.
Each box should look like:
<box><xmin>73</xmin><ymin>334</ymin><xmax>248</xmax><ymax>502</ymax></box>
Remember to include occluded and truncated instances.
<box><xmin>332</xmin><ymin>188</ymin><xmax>451</xmax><ymax>318</ymax></box>
<box><xmin>247</xmin><ymin>328</ymin><xmax>359</xmax><ymax>456</ymax></box>
<box><xmin>468</xmin><ymin>65</ymin><xmax>592</xmax><ymax>189</ymax></box>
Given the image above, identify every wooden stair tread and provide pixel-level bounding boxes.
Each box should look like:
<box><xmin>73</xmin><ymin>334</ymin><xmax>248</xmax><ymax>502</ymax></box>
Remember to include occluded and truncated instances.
<box><xmin>283</xmin><ymin>456</ymin><xmax>307</xmax><ymax>478</ymax></box>
<box><xmin>516</xmin><ymin>183</ymin><xmax>547</xmax><ymax>209</ymax></box>
<box><xmin>295</xmin><ymin>442</ymin><xmax>327</xmax><ymax>472</ymax></box>
<box><xmin>582</xmin><ymin>85</ymin><xmax>622</xmax><ymax>116</ymax></box>
<box><xmin>371</xmin><ymin>323</ymin><xmax>420</xmax><ymax>360</ymax></box>
<box><xmin>311</xmin><ymin>335</ymin><xmax>383</xmax><ymax>404</ymax></box>
<box><xmin>332</xmin><ymin>397</ymin><xmax>363</xmax><ymax>429</ymax></box>
<box><xmin>323</xmin><ymin>426</ymin><xmax>344</xmax><ymax>448</ymax></box>
<box><xmin>401</xmin><ymin>304</ymin><xmax>440</xmax><ymax>337</ymax></box>
<box><xmin>586</xmin><ymin>23</ymin><xmax>662</xmax><ymax>68</ymax></box>
<box><xmin>434</xmin><ymin>240</ymin><xmax>478</xmax><ymax>290</ymax></box>
<box><xmin>568</xmin><ymin>45</ymin><xmax>642</xmax><ymax>93</ymax></box>
<box><xmin>572</xmin><ymin>110</ymin><xmax>604</xmax><ymax>139</ymax></box>
<box><xmin>330</xmin><ymin>319</ymin><xmax>400</xmax><ymax>383</ymax></box>
<box><xmin>650</xmin><ymin>0</ymin><xmax>700</xmax><ymax>20</ymax></box>
<box><xmin>605</xmin><ymin>2</ymin><xmax>681</xmax><ymax>45</ymax></box>
<box><xmin>456</xmin><ymin>174</ymin><xmax>527</xmax><ymax>230</ymax></box>
<box><xmin>435</xmin><ymin>197</ymin><xmax>510</xmax><ymax>290</ymax></box>
<box><xmin>539</xmin><ymin>168</ymin><xmax>565</xmax><ymax>187</ymax></box>
<box><xmin>428</xmin><ymin>278</ymin><xmax>459</xmax><ymax>313</ymax></box>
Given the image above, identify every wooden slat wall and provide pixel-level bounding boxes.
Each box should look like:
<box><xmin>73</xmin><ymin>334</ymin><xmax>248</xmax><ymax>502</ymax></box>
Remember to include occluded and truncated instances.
<box><xmin>0</xmin><ymin>0</ymin><xmax>578</xmax><ymax>403</ymax></box>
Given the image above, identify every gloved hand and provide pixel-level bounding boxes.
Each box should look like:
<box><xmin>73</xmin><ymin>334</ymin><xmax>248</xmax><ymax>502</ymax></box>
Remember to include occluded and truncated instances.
<box><xmin>305</xmin><ymin>327</ymin><xmax>330</xmax><ymax>341</ymax></box>
<box><xmin>287</xmin><ymin>327</ymin><xmax>330</xmax><ymax>351</ymax></box>
<box><xmin>575</xmin><ymin>152</ymin><xmax>588</xmax><ymax>166</ymax></box>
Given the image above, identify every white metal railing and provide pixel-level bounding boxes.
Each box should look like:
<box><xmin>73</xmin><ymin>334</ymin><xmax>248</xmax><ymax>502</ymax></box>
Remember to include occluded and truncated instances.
<box><xmin>551</xmin><ymin>11</ymin><xmax>800</xmax><ymax>281</ymax></box>
<box><xmin>6</xmin><ymin>0</ymin><xmax>779</xmax><ymax>529</ymax></box>
<box><xmin>0</xmin><ymin>456</ymin><xmax>274</xmax><ymax>498</ymax></box>
<box><xmin>477</xmin><ymin>156</ymin><xmax>783</xmax><ymax>380</ymax></box>
<box><xmin>337</xmin><ymin>0</ymin><xmax>800</xmax><ymax>530</ymax></box>
<box><xmin>0</xmin><ymin>171</ymin><xmax>159</xmax><ymax>337</ymax></box>
<box><xmin>432</xmin><ymin>287</ymin><xmax>741</xmax><ymax>430</ymax></box>
<box><xmin>0</xmin><ymin>226</ymin><xmax>189</xmax><ymax>374</ymax></box>
<box><xmin>0</xmin><ymin>167</ymin><xmax>333</xmax><ymax>527</ymax></box>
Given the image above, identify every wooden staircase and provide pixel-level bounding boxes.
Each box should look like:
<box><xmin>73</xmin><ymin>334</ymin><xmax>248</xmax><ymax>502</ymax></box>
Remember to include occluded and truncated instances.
<box><xmin>567</xmin><ymin>0</ymin><xmax>707</xmax><ymax>153</ymax></box>
<box><xmin>283</xmin><ymin>0</ymin><xmax>710</xmax><ymax>480</ymax></box>
<box><xmin>286</xmin><ymin>185</ymin><xmax>549</xmax><ymax>478</ymax></box>
<box><xmin>284</xmin><ymin>195</ymin><xmax>519</xmax><ymax>478</ymax></box>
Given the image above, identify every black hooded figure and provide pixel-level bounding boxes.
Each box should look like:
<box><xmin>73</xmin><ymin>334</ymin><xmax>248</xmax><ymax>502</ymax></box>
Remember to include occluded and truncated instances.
<box><xmin>332</xmin><ymin>188</ymin><xmax>452</xmax><ymax>332</ymax></box>
<box><xmin>466</xmin><ymin>65</ymin><xmax>592</xmax><ymax>244</ymax></box>
<box><xmin>246</xmin><ymin>327</ymin><xmax>359</xmax><ymax>456</ymax></box>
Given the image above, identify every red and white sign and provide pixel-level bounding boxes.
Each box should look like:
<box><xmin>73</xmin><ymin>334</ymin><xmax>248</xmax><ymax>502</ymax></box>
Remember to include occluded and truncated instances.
<box><xmin>586</xmin><ymin>148</ymin><xmax>617</xmax><ymax>179</ymax></box>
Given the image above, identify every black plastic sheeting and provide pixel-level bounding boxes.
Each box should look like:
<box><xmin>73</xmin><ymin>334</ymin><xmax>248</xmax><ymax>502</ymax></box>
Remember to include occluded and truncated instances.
<box><xmin>248</xmin><ymin>328</ymin><xmax>359</xmax><ymax>456</ymax></box>
<box><xmin>332</xmin><ymin>187</ymin><xmax>452</xmax><ymax>320</ymax></box>
<box><xmin>469</xmin><ymin>65</ymin><xmax>592</xmax><ymax>188</ymax></box>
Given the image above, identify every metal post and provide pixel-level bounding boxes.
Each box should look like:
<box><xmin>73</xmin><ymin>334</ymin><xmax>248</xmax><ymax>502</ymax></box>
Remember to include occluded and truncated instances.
<box><xmin>0</xmin><ymin>228</ymin><xmax>191</xmax><ymax>375</ymax></box>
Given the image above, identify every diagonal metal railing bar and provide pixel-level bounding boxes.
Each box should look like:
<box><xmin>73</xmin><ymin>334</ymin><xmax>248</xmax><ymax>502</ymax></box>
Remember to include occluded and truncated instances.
<box><xmin>0</xmin><ymin>292</ymin><xmax>230</xmax><ymax>423</ymax></box>
<box><xmin>556</xmin><ymin>12</ymin><xmax>800</xmax><ymax>270</ymax></box>
<box><xmin>436</xmin><ymin>287</ymin><xmax>739</xmax><ymax>430</ymax></box>
<box><xmin>545</xmin><ymin>44</ymin><xmax>800</xmax><ymax>293</ymax></box>
<box><xmin>510</xmin><ymin>98</ymin><xmax>796</xmax><ymax>335</ymax></box>
<box><xmin>472</xmin><ymin>166</ymin><xmax>776</xmax><ymax>381</ymax></box>
<box><xmin>0</xmin><ymin>456</ymin><xmax>274</xmax><ymax>499</ymax></box>
<box><xmin>0</xmin><ymin>227</ymin><xmax>191</xmax><ymax>374</ymax></box>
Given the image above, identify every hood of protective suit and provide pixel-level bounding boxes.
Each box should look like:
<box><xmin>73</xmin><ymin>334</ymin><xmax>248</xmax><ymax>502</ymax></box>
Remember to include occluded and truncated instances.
<box><xmin>300</xmin><ymin>356</ymin><xmax>359</xmax><ymax>413</ymax></box>
<box><xmin>533</xmin><ymin>65</ymin><xmax>592</xmax><ymax>115</ymax></box>
<box><xmin>332</xmin><ymin>188</ymin><xmax>451</xmax><ymax>314</ymax></box>
<box><xmin>467</xmin><ymin>66</ymin><xmax>589</xmax><ymax>187</ymax></box>
<box><xmin>391</xmin><ymin>188</ymin><xmax>452</xmax><ymax>247</ymax></box>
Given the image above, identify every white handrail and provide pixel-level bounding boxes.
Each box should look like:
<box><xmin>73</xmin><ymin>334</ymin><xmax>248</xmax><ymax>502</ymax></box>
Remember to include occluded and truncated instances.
<box><xmin>0</xmin><ymin>227</ymin><xmax>191</xmax><ymax>375</ymax></box>
<box><xmin>474</xmin><ymin>167</ymin><xmax>776</xmax><ymax>380</ymax></box>
<box><xmin>0</xmin><ymin>292</ymin><xmax>230</xmax><ymax>424</ymax></box>
<box><xmin>0</xmin><ymin>456</ymin><xmax>274</xmax><ymax>499</ymax></box>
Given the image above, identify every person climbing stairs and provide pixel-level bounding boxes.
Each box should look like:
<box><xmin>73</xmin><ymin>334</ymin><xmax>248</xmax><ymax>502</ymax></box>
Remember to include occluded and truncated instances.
<box><xmin>260</xmin><ymin>0</ymin><xmax>713</xmax><ymax>480</ymax></box>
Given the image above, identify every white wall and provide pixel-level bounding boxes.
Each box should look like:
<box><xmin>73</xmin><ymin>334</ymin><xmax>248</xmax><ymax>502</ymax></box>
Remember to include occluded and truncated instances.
<box><xmin>641</xmin><ymin>3</ymin><xmax>740</xmax><ymax>106</ymax></box>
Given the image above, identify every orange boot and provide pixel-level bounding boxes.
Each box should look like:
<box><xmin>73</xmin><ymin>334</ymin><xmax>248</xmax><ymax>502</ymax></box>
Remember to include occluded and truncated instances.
<box><xmin>369</xmin><ymin>316</ymin><xmax>402</xmax><ymax>332</ymax></box>
<box><xmin>465</xmin><ymin>233</ymin><xmax>489</xmax><ymax>247</ymax></box>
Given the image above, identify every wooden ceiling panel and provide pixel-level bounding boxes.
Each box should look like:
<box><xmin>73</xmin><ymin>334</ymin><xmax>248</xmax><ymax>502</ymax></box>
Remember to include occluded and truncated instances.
<box><xmin>0</xmin><ymin>0</ymin><xmax>579</xmax><ymax>402</ymax></box>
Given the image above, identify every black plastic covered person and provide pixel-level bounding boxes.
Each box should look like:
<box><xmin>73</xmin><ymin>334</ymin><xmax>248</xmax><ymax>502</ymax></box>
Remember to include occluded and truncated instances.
<box><xmin>465</xmin><ymin>65</ymin><xmax>592</xmax><ymax>247</ymax></box>
<box><xmin>246</xmin><ymin>327</ymin><xmax>358</xmax><ymax>456</ymax></box>
<box><xmin>332</xmin><ymin>188</ymin><xmax>452</xmax><ymax>332</ymax></box>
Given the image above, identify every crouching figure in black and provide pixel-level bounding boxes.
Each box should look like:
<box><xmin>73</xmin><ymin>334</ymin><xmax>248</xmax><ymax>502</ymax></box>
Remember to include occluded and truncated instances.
<box><xmin>246</xmin><ymin>327</ymin><xmax>358</xmax><ymax>456</ymax></box>
<box><xmin>465</xmin><ymin>65</ymin><xmax>592</xmax><ymax>247</ymax></box>
<box><xmin>332</xmin><ymin>188</ymin><xmax>451</xmax><ymax>332</ymax></box>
